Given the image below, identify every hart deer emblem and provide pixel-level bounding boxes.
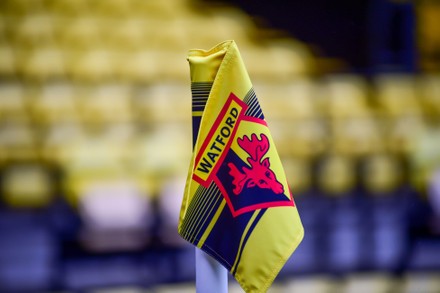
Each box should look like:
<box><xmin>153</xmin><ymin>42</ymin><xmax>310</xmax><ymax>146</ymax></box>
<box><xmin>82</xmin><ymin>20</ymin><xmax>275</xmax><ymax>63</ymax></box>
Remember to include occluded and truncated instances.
<box><xmin>228</xmin><ymin>133</ymin><xmax>284</xmax><ymax>195</ymax></box>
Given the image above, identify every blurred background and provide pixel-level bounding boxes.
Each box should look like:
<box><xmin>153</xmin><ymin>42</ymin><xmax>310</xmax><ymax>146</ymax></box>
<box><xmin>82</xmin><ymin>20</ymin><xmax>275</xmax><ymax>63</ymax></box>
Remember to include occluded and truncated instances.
<box><xmin>0</xmin><ymin>0</ymin><xmax>439</xmax><ymax>292</ymax></box>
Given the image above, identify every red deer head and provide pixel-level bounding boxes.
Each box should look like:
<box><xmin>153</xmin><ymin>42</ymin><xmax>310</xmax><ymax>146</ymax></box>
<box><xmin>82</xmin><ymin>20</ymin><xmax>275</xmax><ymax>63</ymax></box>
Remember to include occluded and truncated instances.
<box><xmin>228</xmin><ymin>133</ymin><xmax>284</xmax><ymax>195</ymax></box>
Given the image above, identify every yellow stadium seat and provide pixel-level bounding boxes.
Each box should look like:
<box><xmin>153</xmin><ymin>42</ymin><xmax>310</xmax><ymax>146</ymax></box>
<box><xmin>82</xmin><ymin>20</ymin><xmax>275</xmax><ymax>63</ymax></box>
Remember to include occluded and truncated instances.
<box><xmin>291</xmin><ymin>118</ymin><xmax>328</xmax><ymax>158</ymax></box>
<box><xmin>30</xmin><ymin>82</ymin><xmax>79</xmax><ymax>125</ymax></box>
<box><xmin>42</xmin><ymin>123</ymin><xmax>85</xmax><ymax>163</ymax></box>
<box><xmin>386</xmin><ymin>114</ymin><xmax>427</xmax><ymax>155</ymax></box>
<box><xmin>262</xmin><ymin>120</ymin><xmax>293</xmax><ymax>157</ymax></box>
<box><xmin>285</xmin><ymin>78</ymin><xmax>319</xmax><ymax>119</ymax></box>
<box><xmin>0</xmin><ymin>0</ymin><xmax>43</xmax><ymax>16</ymax></box>
<box><xmin>69</xmin><ymin>50</ymin><xmax>116</xmax><ymax>82</ymax></box>
<box><xmin>282</xmin><ymin>157</ymin><xmax>312</xmax><ymax>194</ymax></box>
<box><xmin>13</xmin><ymin>14</ymin><xmax>55</xmax><ymax>48</ymax></box>
<box><xmin>117</xmin><ymin>51</ymin><xmax>157</xmax><ymax>83</ymax></box>
<box><xmin>61</xmin><ymin>133</ymin><xmax>151</xmax><ymax>205</ymax></box>
<box><xmin>152</xmin><ymin>51</ymin><xmax>191</xmax><ymax>81</ymax></box>
<box><xmin>0</xmin><ymin>122</ymin><xmax>38</xmax><ymax>162</ymax></box>
<box><xmin>146</xmin><ymin>17</ymin><xmax>184</xmax><ymax>49</ymax></box>
<box><xmin>20</xmin><ymin>47</ymin><xmax>66</xmax><ymax>81</ymax></box>
<box><xmin>173</xmin><ymin>13</ymin><xmax>250</xmax><ymax>51</ymax></box>
<box><xmin>255</xmin><ymin>78</ymin><xmax>317</xmax><ymax>120</ymax></box>
<box><xmin>374</xmin><ymin>74</ymin><xmax>422</xmax><ymax>117</ymax></box>
<box><xmin>0</xmin><ymin>18</ymin><xmax>8</xmax><ymax>44</ymax></box>
<box><xmin>266</xmin><ymin>39</ymin><xmax>313</xmax><ymax>78</ymax></box>
<box><xmin>104</xmin><ymin>18</ymin><xmax>149</xmax><ymax>51</ymax></box>
<box><xmin>129</xmin><ymin>124</ymin><xmax>192</xmax><ymax>183</ymax></box>
<box><xmin>0</xmin><ymin>83</ymin><xmax>28</xmax><ymax>121</ymax></box>
<box><xmin>92</xmin><ymin>0</ymin><xmax>135</xmax><ymax>17</ymax></box>
<box><xmin>253</xmin><ymin>81</ymin><xmax>293</xmax><ymax>120</ymax></box>
<box><xmin>79</xmin><ymin>83</ymin><xmax>133</xmax><ymax>125</ymax></box>
<box><xmin>42</xmin><ymin>0</ymin><xmax>89</xmax><ymax>16</ymax></box>
<box><xmin>318</xmin><ymin>154</ymin><xmax>356</xmax><ymax>196</ymax></box>
<box><xmin>409</xmin><ymin>127</ymin><xmax>440</xmax><ymax>192</ymax></box>
<box><xmin>419</xmin><ymin>74</ymin><xmax>440</xmax><ymax>121</ymax></box>
<box><xmin>240</xmin><ymin>42</ymin><xmax>311</xmax><ymax>82</ymax></box>
<box><xmin>332</xmin><ymin>116</ymin><xmax>384</xmax><ymax>157</ymax></box>
<box><xmin>57</xmin><ymin>18</ymin><xmax>103</xmax><ymax>50</ymax></box>
<box><xmin>319</xmin><ymin>74</ymin><xmax>370</xmax><ymax>119</ymax></box>
<box><xmin>0</xmin><ymin>45</ymin><xmax>17</xmax><ymax>77</ymax></box>
<box><xmin>1</xmin><ymin>164</ymin><xmax>53</xmax><ymax>208</ymax></box>
<box><xmin>362</xmin><ymin>153</ymin><xmax>402</xmax><ymax>195</ymax></box>
<box><xmin>417</xmin><ymin>1</ymin><xmax>440</xmax><ymax>72</ymax></box>
<box><xmin>133</xmin><ymin>0</ymin><xmax>191</xmax><ymax>19</ymax></box>
<box><xmin>138</xmin><ymin>83</ymin><xmax>191</xmax><ymax>123</ymax></box>
<box><xmin>208</xmin><ymin>7</ymin><xmax>255</xmax><ymax>42</ymax></box>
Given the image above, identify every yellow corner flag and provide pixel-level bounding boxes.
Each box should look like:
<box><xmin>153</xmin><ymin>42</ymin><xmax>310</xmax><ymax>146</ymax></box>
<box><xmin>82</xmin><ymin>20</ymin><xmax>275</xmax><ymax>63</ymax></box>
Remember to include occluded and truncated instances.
<box><xmin>178</xmin><ymin>40</ymin><xmax>304</xmax><ymax>293</ymax></box>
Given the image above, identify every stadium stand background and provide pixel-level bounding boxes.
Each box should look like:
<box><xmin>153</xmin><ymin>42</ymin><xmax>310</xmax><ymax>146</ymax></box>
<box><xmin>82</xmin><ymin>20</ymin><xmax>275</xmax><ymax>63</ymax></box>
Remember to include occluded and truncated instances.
<box><xmin>0</xmin><ymin>0</ymin><xmax>439</xmax><ymax>292</ymax></box>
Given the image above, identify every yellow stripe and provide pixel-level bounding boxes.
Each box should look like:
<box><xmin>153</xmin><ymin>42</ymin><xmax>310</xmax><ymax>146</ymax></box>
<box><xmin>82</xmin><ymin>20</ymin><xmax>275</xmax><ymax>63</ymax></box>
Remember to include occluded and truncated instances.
<box><xmin>192</xmin><ymin>111</ymin><xmax>204</xmax><ymax>117</ymax></box>
<box><xmin>230</xmin><ymin>210</ymin><xmax>260</xmax><ymax>273</ymax></box>
<box><xmin>197</xmin><ymin>199</ymin><xmax>226</xmax><ymax>248</ymax></box>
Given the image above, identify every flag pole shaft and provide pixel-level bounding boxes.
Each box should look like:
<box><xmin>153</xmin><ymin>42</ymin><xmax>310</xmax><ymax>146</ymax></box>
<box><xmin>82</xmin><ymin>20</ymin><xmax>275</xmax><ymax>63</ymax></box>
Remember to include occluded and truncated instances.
<box><xmin>196</xmin><ymin>249</ymin><xmax>228</xmax><ymax>292</ymax></box>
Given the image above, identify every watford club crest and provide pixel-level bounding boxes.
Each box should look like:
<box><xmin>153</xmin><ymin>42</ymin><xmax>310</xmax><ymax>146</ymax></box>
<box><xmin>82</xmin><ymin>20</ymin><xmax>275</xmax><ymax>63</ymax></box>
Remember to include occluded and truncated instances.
<box><xmin>192</xmin><ymin>93</ymin><xmax>294</xmax><ymax>217</ymax></box>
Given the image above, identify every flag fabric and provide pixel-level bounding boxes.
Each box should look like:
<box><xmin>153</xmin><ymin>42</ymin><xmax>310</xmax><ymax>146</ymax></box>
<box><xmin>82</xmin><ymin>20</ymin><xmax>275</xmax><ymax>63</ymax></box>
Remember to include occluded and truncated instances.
<box><xmin>178</xmin><ymin>40</ymin><xmax>304</xmax><ymax>293</ymax></box>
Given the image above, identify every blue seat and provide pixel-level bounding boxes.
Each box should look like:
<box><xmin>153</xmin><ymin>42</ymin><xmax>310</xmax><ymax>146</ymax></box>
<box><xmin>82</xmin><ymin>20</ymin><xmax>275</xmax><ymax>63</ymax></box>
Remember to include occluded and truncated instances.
<box><xmin>62</xmin><ymin>255</ymin><xmax>142</xmax><ymax>290</ymax></box>
<box><xmin>280</xmin><ymin>229</ymin><xmax>321</xmax><ymax>276</ymax></box>
<box><xmin>324</xmin><ymin>194</ymin><xmax>369</xmax><ymax>274</ymax></box>
<box><xmin>366</xmin><ymin>187</ymin><xmax>427</xmax><ymax>272</ymax></box>
<box><xmin>369</xmin><ymin>194</ymin><xmax>408</xmax><ymax>272</ymax></box>
<box><xmin>138</xmin><ymin>246</ymin><xmax>195</xmax><ymax>287</ymax></box>
<box><xmin>0</xmin><ymin>211</ymin><xmax>57</xmax><ymax>292</ymax></box>
<box><xmin>280</xmin><ymin>192</ymin><xmax>329</xmax><ymax>276</ymax></box>
<box><xmin>407</xmin><ymin>238</ymin><xmax>440</xmax><ymax>271</ymax></box>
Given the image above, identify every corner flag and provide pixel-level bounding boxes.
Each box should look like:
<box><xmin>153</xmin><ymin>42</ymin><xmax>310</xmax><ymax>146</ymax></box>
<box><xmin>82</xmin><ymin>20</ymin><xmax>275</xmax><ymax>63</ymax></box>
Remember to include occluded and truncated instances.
<box><xmin>178</xmin><ymin>40</ymin><xmax>304</xmax><ymax>293</ymax></box>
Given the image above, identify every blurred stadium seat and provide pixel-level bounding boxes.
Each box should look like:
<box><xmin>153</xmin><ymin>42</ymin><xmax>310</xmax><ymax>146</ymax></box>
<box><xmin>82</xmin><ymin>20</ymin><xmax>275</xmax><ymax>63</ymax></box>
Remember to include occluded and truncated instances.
<box><xmin>0</xmin><ymin>201</ymin><xmax>57</xmax><ymax>291</ymax></box>
<box><xmin>62</xmin><ymin>255</ymin><xmax>142</xmax><ymax>290</ymax></box>
<box><xmin>77</xmin><ymin>180</ymin><xmax>154</xmax><ymax>252</ymax></box>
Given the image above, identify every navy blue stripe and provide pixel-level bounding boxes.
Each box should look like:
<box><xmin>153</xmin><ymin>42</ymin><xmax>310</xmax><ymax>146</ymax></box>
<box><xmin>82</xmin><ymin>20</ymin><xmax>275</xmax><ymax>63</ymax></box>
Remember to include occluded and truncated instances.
<box><xmin>192</xmin><ymin>116</ymin><xmax>202</xmax><ymax>147</ymax></box>
<box><xmin>183</xmin><ymin>183</ymin><xmax>218</xmax><ymax>238</ymax></box>
<box><xmin>202</xmin><ymin>202</ymin><xmax>256</xmax><ymax>270</ymax></box>
<box><xmin>243</xmin><ymin>88</ymin><xmax>254</xmax><ymax>104</ymax></box>
<box><xmin>193</xmin><ymin>192</ymin><xmax>223</xmax><ymax>241</ymax></box>
<box><xmin>191</xmin><ymin>82</ymin><xmax>212</xmax><ymax>116</ymax></box>
<box><xmin>243</xmin><ymin>88</ymin><xmax>265</xmax><ymax>119</ymax></box>
<box><xmin>246</xmin><ymin>96</ymin><xmax>258</xmax><ymax>113</ymax></box>
<box><xmin>181</xmin><ymin>185</ymin><xmax>205</xmax><ymax>233</ymax></box>
<box><xmin>182</xmin><ymin>183</ymin><xmax>223</xmax><ymax>245</ymax></box>
<box><xmin>188</xmin><ymin>185</ymin><xmax>221</xmax><ymax>239</ymax></box>
<box><xmin>232</xmin><ymin>209</ymin><xmax>267</xmax><ymax>276</ymax></box>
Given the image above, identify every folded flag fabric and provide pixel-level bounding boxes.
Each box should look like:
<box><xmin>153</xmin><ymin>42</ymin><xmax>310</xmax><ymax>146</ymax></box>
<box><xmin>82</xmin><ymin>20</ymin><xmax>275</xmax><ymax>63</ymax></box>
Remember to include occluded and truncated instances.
<box><xmin>178</xmin><ymin>40</ymin><xmax>304</xmax><ymax>293</ymax></box>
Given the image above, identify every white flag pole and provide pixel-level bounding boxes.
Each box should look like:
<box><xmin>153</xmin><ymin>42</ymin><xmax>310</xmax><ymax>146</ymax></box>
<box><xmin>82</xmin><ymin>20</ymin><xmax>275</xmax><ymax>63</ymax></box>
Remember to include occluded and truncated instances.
<box><xmin>196</xmin><ymin>249</ymin><xmax>228</xmax><ymax>292</ymax></box>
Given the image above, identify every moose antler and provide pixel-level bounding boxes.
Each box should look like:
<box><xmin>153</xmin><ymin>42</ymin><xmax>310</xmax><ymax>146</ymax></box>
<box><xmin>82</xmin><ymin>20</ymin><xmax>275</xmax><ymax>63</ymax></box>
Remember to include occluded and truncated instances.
<box><xmin>237</xmin><ymin>133</ymin><xmax>269</xmax><ymax>166</ymax></box>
